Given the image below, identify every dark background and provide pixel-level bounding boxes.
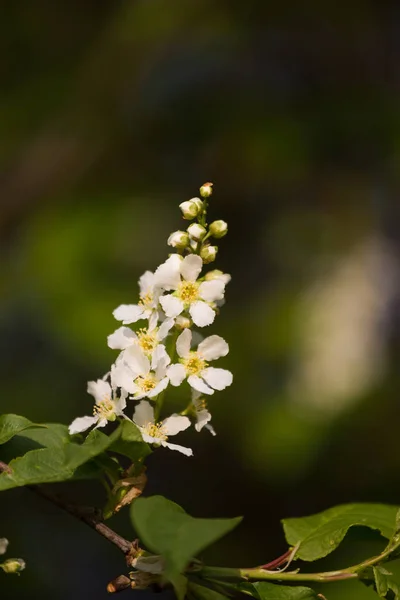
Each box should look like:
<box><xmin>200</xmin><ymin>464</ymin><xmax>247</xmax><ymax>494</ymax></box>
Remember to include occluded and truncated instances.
<box><xmin>2</xmin><ymin>1</ymin><xmax>400</xmax><ymax>598</ymax></box>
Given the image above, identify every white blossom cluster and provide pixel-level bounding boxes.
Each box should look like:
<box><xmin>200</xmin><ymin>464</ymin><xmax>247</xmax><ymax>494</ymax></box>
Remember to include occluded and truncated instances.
<box><xmin>69</xmin><ymin>184</ymin><xmax>232</xmax><ymax>456</ymax></box>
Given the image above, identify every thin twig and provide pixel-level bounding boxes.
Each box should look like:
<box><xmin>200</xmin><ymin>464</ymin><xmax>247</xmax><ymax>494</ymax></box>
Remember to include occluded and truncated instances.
<box><xmin>0</xmin><ymin>462</ymin><xmax>132</xmax><ymax>555</ymax></box>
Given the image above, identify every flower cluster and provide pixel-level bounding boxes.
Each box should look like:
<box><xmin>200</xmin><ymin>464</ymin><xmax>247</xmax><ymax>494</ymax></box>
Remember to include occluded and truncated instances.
<box><xmin>69</xmin><ymin>184</ymin><xmax>232</xmax><ymax>456</ymax></box>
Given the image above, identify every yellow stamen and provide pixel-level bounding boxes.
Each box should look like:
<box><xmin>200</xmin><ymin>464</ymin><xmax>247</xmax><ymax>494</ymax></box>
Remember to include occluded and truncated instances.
<box><xmin>177</xmin><ymin>281</ymin><xmax>199</xmax><ymax>304</ymax></box>
<box><xmin>139</xmin><ymin>292</ymin><xmax>153</xmax><ymax>310</ymax></box>
<box><xmin>142</xmin><ymin>422</ymin><xmax>168</xmax><ymax>442</ymax></box>
<box><xmin>136</xmin><ymin>374</ymin><xmax>157</xmax><ymax>393</ymax></box>
<box><xmin>183</xmin><ymin>352</ymin><xmax>207</xmax><ymax>376</ymax></box>
<box><xmin>93</xmin><ymin>397</ymin><xmax>115</xmax><ymax>420</ymax></box>
<box><xmin>137</xmin><ymin>328</ymin><xmax>158</xmax><ymax>354</ymax></box>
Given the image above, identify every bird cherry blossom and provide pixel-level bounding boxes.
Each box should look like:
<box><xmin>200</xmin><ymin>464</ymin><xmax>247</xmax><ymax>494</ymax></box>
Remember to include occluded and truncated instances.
<box><xmin>133</xmin><ymin>401</ymin><xmax>192</xmax><ymax>456</ymax></box>
<box><xmin>112</xmin><ymin>345</ymin><xmax>170</xmax><ymax>400</ymax></box>
<box><xmin>69</xmin><ymin>376</ymin><xmax>127</xmax><ymax>434</ymax></box>
<box><xmin>154</xmin><ymin>254</ymin><xmax>225</xmax><ymax>327</ymax></box>
<box><xmin>113</xmin><ymin>271</ymin><xmax>161</xmax><ymax>331</ymax></box>
<box><xmin>167</xmin><ymin>329</ymin><xmax>233</xmax><ymax>395</ymax></box>
<box><xmin>107</xmin><ymin>318</ymin><xmax>174</xmax><ymax>358</ymax></box>
<box><xmin>192</xmin><ymin>390</ymin><xmax>216</xmax><ymax>435</ymax></box>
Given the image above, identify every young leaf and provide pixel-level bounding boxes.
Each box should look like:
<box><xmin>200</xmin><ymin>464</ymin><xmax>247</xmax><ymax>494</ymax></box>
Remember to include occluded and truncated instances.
<box><xmin>239</xmin><ymin>582</ymin><xmax>319</xmax><ymax>600</ymax></box>
<box><xmin>0</xmin><ymin>414</ymin><xmax>45</xmax><ymax>445</ymax></box>
<box><xmin>0</xmin><ymin>425</ymin><xmax>114</xmax><ymax>490</ymax></box>
<box><xmin>282</xmin><ymin>503</ymin><xmax>398</xmax><ymax>561</ymax></box>
<box><xmin>360</xmin><ymin>566</ymin><xmax>400</xmax><ymax>599</ymax></box>
<box><xmin>131</xmin><ymin>495</ymin><xmax>242</xmax><ymax>585</ymax></box>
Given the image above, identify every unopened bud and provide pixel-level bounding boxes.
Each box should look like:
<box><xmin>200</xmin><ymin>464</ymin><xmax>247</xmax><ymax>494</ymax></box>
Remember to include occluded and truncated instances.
<box><xmin>187</xmin><ymin>223</ymin><xmax>207</xmax><ymax>241</ymax></box>
<box><xmin>0</xmin><ymin>538</ymin><xmax>9</xmax><ymax>555</ymax></box>
<box><xmin>209</xmin><ymin>220</ymin><xmax>228</xmax><ymax>238</ymax></box>
<box><xmin>200</xmin><ymin>182</ymin><xmax>213</xmax><ymax>198</ymax></box>
<box><xmin>1</xmin><ymin>558</ymin><xmax>26</xmax><ymax>574</ymax></box>
<box><xmin>179</xmin><ymin>198</ymin><xmax>203</xmax><ymax>220</ymax></box>
<box><xmin>175</xmin><ymin>315</ymin><xmax>192</xmax><ymax>330</ymax></box>
<box><xmin>107</xmin><ymin>575</ymin><xmax>131</xmax><ymax>593</ymax></box>
<box><xmin>200</xmin><ymin>245</ymin><xmax>218</xmax><ymax>264</ymax></box>
<box><xmin>167</xmin><ymin>231</ymin><xmax>189</xmax><ymax>249</ymax></box>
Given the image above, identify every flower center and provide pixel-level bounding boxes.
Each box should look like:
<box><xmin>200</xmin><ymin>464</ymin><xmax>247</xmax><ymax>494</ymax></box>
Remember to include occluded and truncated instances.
<box><xmin>142</xmin><ymin>422</ymin><xmax>168</xmax><ymax>442</ymax></box>
<box><xmin>93</xmin><ymin>397</ymin><xmax>116</xmax><ymax>420</ymax></box>
<box><xmin>137</xmin><ymin>328</ymin><xmax>158</xmax><ymax>354</ymax></box>
<box><xmin>139</xmin><ymin>292</ymin><xmax>154</xmax><ymax>310</ymax></box>
<box><xmin>177</xmin><ymin>281</ymin><xmax>199</xmax><ymax>304</ymax></box>
<box><xmin>182</xmin><ymin>352</ymin><xmax>207</xmax><ymax>376</ymax></box>
<box><xmin>136</xmin><ymin>373</ymin><xmax>157</xmax><ymax>393</ymax></box>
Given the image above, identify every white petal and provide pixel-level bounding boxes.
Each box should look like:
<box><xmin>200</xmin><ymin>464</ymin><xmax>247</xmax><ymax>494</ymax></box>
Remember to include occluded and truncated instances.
<box><xmin>154</xmin><ymin>255</ymin><xmax>181</xmax><ymax>290</ymax></box>
<box><xmin>139</xmin><ymin>270</ymin><xmax>155</xmax><ymax>296</ymax></box>
<box><xmin>189</xmin><ymin>301</ymin><xmax>215</xmax><ymax>327</ymax></box>
<box><xmin>123</xmin><ymin>345</ymin><xmax>150</xmax><ymax>376</ymax></box>
<box><xmin>113</xmin><ymin>304</ymin><xmax>144</xmax><ymax>324</ymax></box>
<box><xmin>148</xmin><ymin>311</ymin><xmax>159</xmax><ymax>331</ymax></box>
<box><xmin>180</xmin><ymin>254</ymin><xmax>203</xmax><ymax>282</ymax></box>
<box><xmin>162</xmin><ymin>414</ymin><xmax>191</xmax><ymax>435</ymax></box>
<box><xmin>195</xmin><ymin>409</ymin><xmax>212</xmax><ymax>432</ymax></box>
<box><xmin>111</xmin><ymin>363</ymin><xmax>136</xmax><ymax>394</ymax></box>
<box><xmin>147</xmin><ymin>377</ymin><xmax>169</xmax><ymax>398</ymax></box>
<box><xmin>199</xmin><ymin>280</ymin><xmax>225</xmax><ymax>302</ymax></box>
<box><xmin>167</xmin><ymin>363</ymin><xmax>186</xmax><ymax>386</ymax></box>
<box><xmin>188</xmin><ymin>375</ymin><xmax>214</xmax><ymax>395</ymax></box>
<box><xmin>107</xmin><ymin>326</ymin><xmax>136</xmax><ymax>350</ymax></box>
<box><xmin>176</xmin><ymin>328</ymin><xmax>192</xmax><ymax>358</ymax></box>
<box><xmin>158</xmin><ymin>317</ymin><xmax>174</xmax><ymax>340</ymax></box>
<box><xmin>114</xmin><ymin>394</ymin><xmax>127</xmax><ymax>414</ymax></box>
<box><xmin>151</xmin><ymin>344</ymin><xmax>170</xmax><ymax>371</ymax></box>
<box><xmin>159</xmin><ymin>294</ymin><xmax>184</xmax><ymax>318</ymax></box>
<box><xmin>202</xmin><ymin>367</ymin><xmax>233</xmax><ymax>391</ymax></box>
<box><xmin>68</xmin><ymin>415</ymin><xmax>98</xmax><ymax>434</ymax></box>
<box><xmin>87</xmin><ymin>379</ymin><xmax>112</xmax><ymax>403</ymax></box>
<box><xmin>198</xmin><ymin>335</ymin><xmax>229</xmax><ymax>361</ymax></box>
<box><xmin>162</xmin><ymin>441</ymin><xmax>193</xmax><ymax>456</ymax></box>
<box><xmin>133</xmin><ymin>400</ymin><xmax>154</xmax><ymax>427</ymax></box>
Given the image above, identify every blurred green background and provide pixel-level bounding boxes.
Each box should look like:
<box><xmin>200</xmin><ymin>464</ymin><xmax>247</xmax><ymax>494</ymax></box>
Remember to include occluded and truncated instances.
<box><xmin>2</xmin><ymin>1</ymin><xmax>400</xmax><ymax>598</ymax></box>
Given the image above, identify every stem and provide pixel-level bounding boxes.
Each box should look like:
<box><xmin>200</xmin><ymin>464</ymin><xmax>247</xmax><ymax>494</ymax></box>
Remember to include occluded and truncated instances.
<box><xmin>0</xmin><ymin>462</ymin><xmax>133</xmax><ymax>555</ymax></box>
<box><xmin>200</xmin><ymin>566</ymin><xmax>357</xmax><ymax>583</ymax></box>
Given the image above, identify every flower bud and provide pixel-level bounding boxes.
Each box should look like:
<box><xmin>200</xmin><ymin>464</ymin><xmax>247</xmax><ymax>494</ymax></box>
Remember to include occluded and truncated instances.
<box><xmin>200</xmin><ymin>245</ymin><xmax>218</xmax><ymax>264</ymax></box>
<box><xmin>167</xmin><ymin>230</ymin><xmax>189</xmax><ymax>249</ymax></box>
<box><xmin>1</xmin><ymin>558</ymin><xmax>26</xmax><ymax>574</ymax></box>
<box><xmin>209</xmin><ymin>220</ymin><xmax>228</xmax><ymax>238</ymax></box>
<box><xmin>187</xmin><ymin>223</ymin><xmax>207</xmax><ymax>241</ymax></box>
<box><xmin>200</xmin><ymin>182</ymin><xmax>213</xmax><ymax>198</ymax></box>
<box><xmin>175</xmin><ymin>315</ymin><xmax>192</xmax><ymax>330</ymax></box>
<box><xmin>179</xmin><ymin>198</ymin><xmax>203</xmax><ymax>220</ymax></box>
<box><xmin>0</xmin><ymin>538</ymin><xmax>9</xmax><ymax>555</ymax></box>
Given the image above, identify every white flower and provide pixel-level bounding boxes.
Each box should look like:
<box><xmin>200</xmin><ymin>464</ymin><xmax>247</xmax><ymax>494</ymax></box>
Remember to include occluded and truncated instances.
<box><xmin>167</xmin><ymin>329</ymin><xmax>233</xmax><ymax>395</ymax></box>
<box><xmin>113</xmin><ymin>271</ymin><xmax>160</xmax><ymax>331</ymax></box>
<box><xmin>68</xmin><ymin>376</ymin><xmax>127</xmax><ymax>434</ymax></box>
<box><xmin>155</xmin><ymin>254</ymin><xmax>225</xmax><ymax>327</ymax></box>
<box><xmin>113</xmin><ymin>345</ymin><xmax>170</xmax><ymax>400</ymax></box>
<box><xmin>0</xmin><ymin>539</ymin><xmax>9</xmax><ymax>556</ymax></box>
<box><xmin>192</xmin><ymin>390</ymin><xmax>216</xmax><ymax>435</ymax></box>
<box><xmin>107</xmin><ymin>319</ymin><xmax>174</xmax><ymax>359</ymax></box>
<box><xmin>133</xmin><ymin>401</ymin><xmax>192</xmax><ymax>456</ymax></box>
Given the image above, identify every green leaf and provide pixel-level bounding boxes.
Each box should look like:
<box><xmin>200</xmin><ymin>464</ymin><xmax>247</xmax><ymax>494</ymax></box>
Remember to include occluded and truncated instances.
<box><xmin>239</xmin><ymin>582</ymin><xmax>318</xmax><ymax>600</ymax></box>
<box><xmin>189</xmin><ymin>581</ymin><xmax>230</xmax><ymax>600</ymax></box>
<box><xmin>361</xmin><ymin>566</ymin><xmax>400</xmax><ymax>599</ymax></box>
<box><xmin>282</xmin><ymin>503</ymin><xmax>398</xmax><ymax>561</ymax></box>
<box><xmin>0</xmin><ymin>414</ymin><xmax>45</xmax><ymax>445</ymax></box>
<box><xmin>109</xmin><ymin>420</ymin><xmax>151</xmax><ymax>462</ymax></box>
<box><xmin>0</xmin><ymin>424</ymin><xmax>114</xmax><ymax>490</ymax></box>
<box><xmin>131</xmin><ymin>495</ymin><xmax>242</xmax><ymax>584</ymax></box>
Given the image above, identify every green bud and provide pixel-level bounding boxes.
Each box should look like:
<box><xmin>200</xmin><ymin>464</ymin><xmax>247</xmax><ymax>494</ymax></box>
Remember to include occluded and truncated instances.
<box><xmin>209</xmin><ymin>220</ymin><xmax>228</xmax><ymax>238</ymax></box>
<box><xmin>168</xmin><ymin>230</ymin><xmax>190</xmax><ymax>249</ymax></box>
<box><xmin>187</xmin><ymin>223</ymin><xmax>207</xmax><ymax>241</ymax></box>
<box><xmin>1</xmin><ymin>558</ymin><xmax>26</xmax><ymax>574</ymax></box>
<box><xmin>179</xmin><ymin>198</ymin><xmax>203</xmax><ymax>220</ymax></box>
<box><xmin>199</xmin><ymin>182</ymin><xmax>213</xmax><ymax>198</ymax></box>
<box><xmin>175</xmin><ymin>315</ymin><xmax>192</xmax><ymax>330</ymax></box>
<box><xmin>200</xmin><ymin>245</ymin><xmax>218</xmax><ymax>264</ymax></box>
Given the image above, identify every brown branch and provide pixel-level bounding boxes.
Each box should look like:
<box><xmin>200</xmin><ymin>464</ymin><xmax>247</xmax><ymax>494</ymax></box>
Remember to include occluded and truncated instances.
<box><xmin>0</xmin><ymin>462</ymin><xmax>133</xmax><ymax>555</ymax></box>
